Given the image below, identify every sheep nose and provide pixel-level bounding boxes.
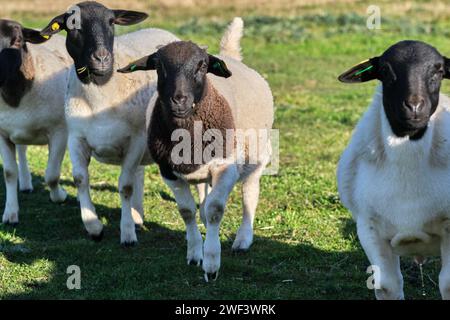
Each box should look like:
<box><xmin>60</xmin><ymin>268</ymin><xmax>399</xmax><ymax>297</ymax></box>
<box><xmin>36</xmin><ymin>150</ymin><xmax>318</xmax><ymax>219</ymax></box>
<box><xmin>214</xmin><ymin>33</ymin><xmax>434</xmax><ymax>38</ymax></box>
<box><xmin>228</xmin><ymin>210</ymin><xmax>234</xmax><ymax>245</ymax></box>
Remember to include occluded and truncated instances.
<box><xmin>91</xmin><ymin>48</ymin><xmax>111</xmax><ymax>64</ymax></box>
<box><xmin>172</xmin><ymin>94</ymin><xmax>188</xmax><ymax>105</ymax></box>
<box><xmin>404</xmin><ymin>96</ymin><xmax>425</xmax><ymax>113</ymax></box>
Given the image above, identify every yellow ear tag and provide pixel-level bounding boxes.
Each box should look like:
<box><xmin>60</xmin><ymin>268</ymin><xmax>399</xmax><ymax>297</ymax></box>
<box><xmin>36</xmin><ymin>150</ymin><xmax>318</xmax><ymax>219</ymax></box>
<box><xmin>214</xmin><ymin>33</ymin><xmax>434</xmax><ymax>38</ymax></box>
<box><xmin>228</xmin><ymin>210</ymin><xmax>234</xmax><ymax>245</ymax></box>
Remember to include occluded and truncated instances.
<box><xmin>51</xmin><ymin>22</ymin><xmax>60</xmax><ymax>31</ymax></box>
<box><xmin>42</xmin><ymin>35</ymin><xmax>50</xmax><ymax>40</ymax></box>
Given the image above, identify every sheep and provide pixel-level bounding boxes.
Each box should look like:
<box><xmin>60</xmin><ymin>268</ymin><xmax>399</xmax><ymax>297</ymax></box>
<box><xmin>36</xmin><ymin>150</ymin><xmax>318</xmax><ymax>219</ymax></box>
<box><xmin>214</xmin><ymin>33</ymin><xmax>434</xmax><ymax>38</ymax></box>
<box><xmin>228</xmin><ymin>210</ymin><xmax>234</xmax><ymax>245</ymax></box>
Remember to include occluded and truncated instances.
<box><xmin>40</xmin><ymin>1</ymin><xmax>180</xmax><ymax>244</ymax></box>
<box><xmin>337</xmin><ymin>40</ymin><xmax>450</xmax><ymax>300</ymax></box>
<box><xmin>118</xmin><ymin>17</ymin><xmax>274</xmax><ymax>281</ymax></box>
<box><xmin>0</xmin><ymin>19</ymin><xmax>72</xmax><ymax>225</ymax></box>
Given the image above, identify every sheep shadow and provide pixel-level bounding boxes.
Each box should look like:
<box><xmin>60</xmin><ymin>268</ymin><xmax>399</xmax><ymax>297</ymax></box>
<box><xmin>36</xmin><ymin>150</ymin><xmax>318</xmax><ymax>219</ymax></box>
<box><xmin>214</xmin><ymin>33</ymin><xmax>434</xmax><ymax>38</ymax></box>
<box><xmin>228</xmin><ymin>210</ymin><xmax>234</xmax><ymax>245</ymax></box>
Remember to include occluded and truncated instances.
<box><xmin>59</xmin><ymin>178</ymin><xmax>176</xmax><ymax>203</ymax></box>
<box><xmin>0</xmin><ymin>164</ymin><xmax>443</xmax><ymax>299</ymax></box>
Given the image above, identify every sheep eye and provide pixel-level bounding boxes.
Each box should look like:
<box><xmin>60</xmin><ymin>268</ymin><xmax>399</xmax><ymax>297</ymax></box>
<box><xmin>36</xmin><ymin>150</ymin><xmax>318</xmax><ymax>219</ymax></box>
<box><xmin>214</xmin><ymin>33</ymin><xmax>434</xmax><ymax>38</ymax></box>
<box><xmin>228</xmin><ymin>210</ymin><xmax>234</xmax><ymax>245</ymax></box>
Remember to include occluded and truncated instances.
<box><xmin>196</xmin><ymin>61</ymin><xmax>207</xmax><ymax>74</ymax></box>
<box><xmin>10</xmin><ymin>36</ymin><xmax>23</xmax><ymax>46</ymax></box>
<box><xmin>431</xmin><ymin>72</ymin><xmax>443</xmax><ymax>83</ymax></box>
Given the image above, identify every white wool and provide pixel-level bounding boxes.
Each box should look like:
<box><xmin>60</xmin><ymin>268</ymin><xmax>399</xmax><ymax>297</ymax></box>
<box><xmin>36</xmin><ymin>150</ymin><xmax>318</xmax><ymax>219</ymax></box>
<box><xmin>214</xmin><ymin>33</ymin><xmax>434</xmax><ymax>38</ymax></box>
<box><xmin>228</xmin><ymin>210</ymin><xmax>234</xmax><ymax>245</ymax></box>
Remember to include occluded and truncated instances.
<box><xmin>220</xmin><ymin>17</ymin><xmax>244</xmax><ymax>62</ymax></box>
<box><xmin>1</xmin><ymin>41</ymin><xmax>71</xmax><ymax>143</ymax></box>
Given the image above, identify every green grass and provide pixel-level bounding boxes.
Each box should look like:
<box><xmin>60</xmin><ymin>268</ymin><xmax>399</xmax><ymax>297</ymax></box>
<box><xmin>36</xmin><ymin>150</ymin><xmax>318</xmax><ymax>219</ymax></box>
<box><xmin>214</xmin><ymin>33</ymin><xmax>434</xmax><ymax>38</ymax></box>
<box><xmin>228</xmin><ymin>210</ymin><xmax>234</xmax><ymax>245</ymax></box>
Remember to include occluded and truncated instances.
<box><xmin>1</xmin><ymin>3</ymin><xmax>449</xmax><ymax>299</ymax></box>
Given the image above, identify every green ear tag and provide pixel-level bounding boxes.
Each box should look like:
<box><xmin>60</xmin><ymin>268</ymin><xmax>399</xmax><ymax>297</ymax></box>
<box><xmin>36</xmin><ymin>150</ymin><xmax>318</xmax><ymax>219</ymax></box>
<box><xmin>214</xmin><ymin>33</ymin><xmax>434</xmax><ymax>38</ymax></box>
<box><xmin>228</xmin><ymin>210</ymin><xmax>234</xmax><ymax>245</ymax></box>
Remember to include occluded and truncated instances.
<box><xmin>130</xmin><ymin>64</ymin><xmax>137</xmax><ymax>71</ymax></box>
<box><xmin>77</xmin><ymin>66</ymin><xmax>87</xmax><ymax>74</ymax></box>
<box><xmin>355</xmin><ymin>65</ymin><xmax>374</xmax><ymax>76</ymax></box>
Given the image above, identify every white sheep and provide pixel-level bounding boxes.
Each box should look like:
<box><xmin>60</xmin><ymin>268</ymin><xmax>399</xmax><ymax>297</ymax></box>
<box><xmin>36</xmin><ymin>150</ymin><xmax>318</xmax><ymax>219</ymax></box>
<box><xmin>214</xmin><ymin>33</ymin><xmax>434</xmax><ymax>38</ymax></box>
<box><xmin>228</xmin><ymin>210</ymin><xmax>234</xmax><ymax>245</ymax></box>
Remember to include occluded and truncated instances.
<box><xmin>337</xmin><ymin>40</ymin><xmax>450</xmax><ymax>299</ymax></box>
<box><xmin>0</xmin><ymin>19</ymin><xmax>71</xmax><ymax>225</ymax></box>
<box><xmin>119</xmin><ymin>18</ymin><xmax>274</xmax><ymax>281</ymax></box>
<box><xmin>40</xmin><ymin>1</ymin><xmax>179</xmax><ymax>244</ymax></box>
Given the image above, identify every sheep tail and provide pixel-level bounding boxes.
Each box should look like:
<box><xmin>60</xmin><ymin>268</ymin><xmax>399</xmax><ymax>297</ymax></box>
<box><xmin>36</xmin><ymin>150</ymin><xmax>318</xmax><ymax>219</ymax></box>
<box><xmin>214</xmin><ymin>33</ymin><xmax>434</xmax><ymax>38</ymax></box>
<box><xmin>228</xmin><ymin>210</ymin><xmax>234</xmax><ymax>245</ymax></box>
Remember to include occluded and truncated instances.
<box><xmin>220</xmin><ymin>17</ymin><xmax>244</xmax><ymax>61</ymax></box>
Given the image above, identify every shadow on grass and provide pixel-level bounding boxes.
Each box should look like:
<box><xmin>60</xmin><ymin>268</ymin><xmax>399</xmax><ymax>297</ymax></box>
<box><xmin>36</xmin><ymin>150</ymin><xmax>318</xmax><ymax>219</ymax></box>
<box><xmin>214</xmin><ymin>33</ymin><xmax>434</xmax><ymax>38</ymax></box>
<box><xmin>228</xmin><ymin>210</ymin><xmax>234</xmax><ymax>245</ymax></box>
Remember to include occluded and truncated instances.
<box><xmin>0</xmin><ymin>165</ymin><xmax>442</xmax><ymax>299</ymax></box>
<box><xmin>338</xmin><ymin>216</ymin><xmax>442</xmax><ymax>299</ymax></box>
<box><xmin>59</xmin><ymin>178</ymin><xmax>117</xmax><ymax>193</ymax></box>
<box><xmin>339</xmin><ymin>217</ymin><xmax>357</xmax><ymax>242</ymax></box>
<box><xmin>158</xmin><ymin>191</ymin><xmax>176</xmax><ymax>203</ymax></box>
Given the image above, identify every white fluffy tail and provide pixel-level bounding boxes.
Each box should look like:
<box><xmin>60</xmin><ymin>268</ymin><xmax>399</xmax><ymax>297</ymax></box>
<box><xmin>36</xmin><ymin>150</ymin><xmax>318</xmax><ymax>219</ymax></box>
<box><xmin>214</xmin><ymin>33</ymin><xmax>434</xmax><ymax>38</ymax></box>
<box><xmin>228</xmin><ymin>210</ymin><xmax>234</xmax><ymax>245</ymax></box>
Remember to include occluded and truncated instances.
<box><xmin>220</xmin><ymin>17</ymin><xmax>244</xmax><ymax>61</ymax></box>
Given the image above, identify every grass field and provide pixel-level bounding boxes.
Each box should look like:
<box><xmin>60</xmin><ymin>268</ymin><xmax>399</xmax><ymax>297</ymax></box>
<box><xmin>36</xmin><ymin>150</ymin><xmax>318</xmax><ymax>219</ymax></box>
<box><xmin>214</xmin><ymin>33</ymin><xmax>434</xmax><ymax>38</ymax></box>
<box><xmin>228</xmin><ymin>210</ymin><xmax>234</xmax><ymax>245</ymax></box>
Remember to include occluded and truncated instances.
<box><xmin>1</xmin><ymin>0</ymin><xmax>450</xmax><ymax>299</ymax></box>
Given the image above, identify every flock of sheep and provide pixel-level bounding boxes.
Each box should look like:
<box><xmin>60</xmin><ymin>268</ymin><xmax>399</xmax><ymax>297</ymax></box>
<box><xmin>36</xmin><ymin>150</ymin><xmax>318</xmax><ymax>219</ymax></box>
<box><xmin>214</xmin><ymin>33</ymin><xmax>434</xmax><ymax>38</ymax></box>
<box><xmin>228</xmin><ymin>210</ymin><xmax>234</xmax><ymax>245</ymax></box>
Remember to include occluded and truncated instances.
<box><xmin>1</xmin><ymin>0</ymin><xmax>450</xmax><ymax>299</ymax></box>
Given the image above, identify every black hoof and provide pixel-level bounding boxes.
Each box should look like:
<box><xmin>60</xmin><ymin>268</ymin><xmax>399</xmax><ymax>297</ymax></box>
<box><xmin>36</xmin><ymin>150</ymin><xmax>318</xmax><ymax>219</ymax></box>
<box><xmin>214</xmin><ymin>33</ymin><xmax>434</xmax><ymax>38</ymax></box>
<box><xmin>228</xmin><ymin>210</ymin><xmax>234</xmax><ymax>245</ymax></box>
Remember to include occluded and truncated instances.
<box><xmin>4</xmin><ymin>221</ymin><xmax>18</xmax><ymax>227</ymax></box>
<box><xmin>90</xmin><ymin>230</ymin><xmax>104</xmax><ymax>242</ymax></box>
<box><xmin>20</xmin><ymin>189</ymin><xmax>33</xmax><ymax>194</ymax></box>
<box><xmin>206</xmin><ymin>272</ymin><xmax>218</xmax><ymax>282</ymax></box>
<box><xmin>122</xmin><ymin>241</ymin><xmax>137</xmax><ymax>248</ymax></box>
<box><xmin>188</xmin><ymin>259</ymin><xmax>202</xmax><ymax>266</ymax></box>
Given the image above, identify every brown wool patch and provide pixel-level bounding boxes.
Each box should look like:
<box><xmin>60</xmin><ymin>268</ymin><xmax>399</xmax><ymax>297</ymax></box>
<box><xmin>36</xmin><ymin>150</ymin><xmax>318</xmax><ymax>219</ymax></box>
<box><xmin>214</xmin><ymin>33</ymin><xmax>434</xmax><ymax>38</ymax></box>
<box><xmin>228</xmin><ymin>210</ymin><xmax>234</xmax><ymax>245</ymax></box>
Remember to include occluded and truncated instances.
<box><xmin>149</xmin><ymin>80</ymin><xmax>236</xmax><ymax>176</ymax></box>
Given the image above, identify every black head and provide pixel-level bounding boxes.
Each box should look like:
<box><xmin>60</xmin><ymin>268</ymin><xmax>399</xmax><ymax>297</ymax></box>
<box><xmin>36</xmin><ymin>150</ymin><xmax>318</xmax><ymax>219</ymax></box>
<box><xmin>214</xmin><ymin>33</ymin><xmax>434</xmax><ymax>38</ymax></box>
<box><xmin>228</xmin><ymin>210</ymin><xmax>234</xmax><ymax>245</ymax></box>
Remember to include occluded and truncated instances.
<box><xmin>339</xmin><ymin>40</ymin><xmax>450</xmax><ymax>140</ymax></box>
<box><xmin>118</xmin><ymin>41</ymin><xmax>232</xmax><ymax>118</ymax></box>
<box><xmin>40</xmin><ymin>1</ymin><xmax>148</xmax><ymax>86</ymax></box>
<box><xmin>0</xmin><ymin>19</ymin><xmax>49</xmax><ymax>86</ymax></box>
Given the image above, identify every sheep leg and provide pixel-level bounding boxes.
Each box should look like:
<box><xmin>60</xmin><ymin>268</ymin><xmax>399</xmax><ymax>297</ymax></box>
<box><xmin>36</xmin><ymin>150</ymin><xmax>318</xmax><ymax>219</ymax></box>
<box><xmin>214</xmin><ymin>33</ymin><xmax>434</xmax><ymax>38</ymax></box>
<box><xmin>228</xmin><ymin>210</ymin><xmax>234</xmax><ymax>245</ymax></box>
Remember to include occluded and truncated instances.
<box><xmin>439</xmin><ymin>222</ymin><xmax>450</xmax><ymax>299</ymax></box>
<box><xmin>118</xmin><ymin>138</ymin><xmax>146</xmax><ymax>246</ymax></box>
<box><xmin>197</xmin><ymin>183</ymin><xmax>209</xmax><ymax>227</ymax></box>
<box><xmin>0</xmin><ymin>136</ymin><xmax>19</xmax><ymax>225</ymax></box>
<box><xmin>46</xmin><ymin>130</ymin><xmax>68</xmax><ymax>203</ymax></box>
<box><xmin>357</xmin><ymin>216</ymin><xmax>404</xmax><ymax>300</ymax></box>
<box><xmin>131</xmin><ymin>165</ymin><xmax>145</xmax><ymax>228</ymax></box>
<box><xmin>165</xmin><ymin>178</ymin><xmax>203</xmax><ymax>266</ymax></box>
<box><xmin>16</xmin><ymin>145</ymin><xmax>33</xmax><ymax>192</ymax></box>
<box><xmin>203</xmin><ymin>164</ymin><xmax>239</xmax><ymax>281</ymax></box>
<box><xmin>232</xmin><ymin>164</ymin><xmax>265</xmax><ymax>252</ymax></box>
<box><xmin>69</xmin><ymin>137</ymin><xmax>103</xmax><ymax>240</ymax></box>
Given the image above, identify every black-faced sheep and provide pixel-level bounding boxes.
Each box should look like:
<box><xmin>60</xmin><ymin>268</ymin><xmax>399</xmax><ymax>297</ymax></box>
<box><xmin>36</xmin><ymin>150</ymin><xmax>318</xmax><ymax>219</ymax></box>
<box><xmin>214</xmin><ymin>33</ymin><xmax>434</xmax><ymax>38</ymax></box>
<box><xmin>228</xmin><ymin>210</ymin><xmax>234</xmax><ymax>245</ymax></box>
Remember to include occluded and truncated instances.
<box><xmin>40</xmin><ymin>1</ymin><xmax>179</xmax><ymax>244</ymax></box>
<box><xmin>119</xmin><ymin>18</ymin><xmax>274</xmax><ymax>281</ymax></box>
<box><xmin>338</xmin><ymin>40</ymin><xmax>450</xmax><ymax>299</ymax></box>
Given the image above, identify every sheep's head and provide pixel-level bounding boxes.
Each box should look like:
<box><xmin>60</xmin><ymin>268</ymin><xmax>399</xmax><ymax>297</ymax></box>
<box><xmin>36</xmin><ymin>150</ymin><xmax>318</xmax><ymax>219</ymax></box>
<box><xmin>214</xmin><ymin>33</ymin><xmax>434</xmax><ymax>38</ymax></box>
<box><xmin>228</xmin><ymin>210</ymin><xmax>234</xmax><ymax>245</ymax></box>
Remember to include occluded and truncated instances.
<box><xmin>0</xmin><ymin>19</ymin><xmax>49</xmax><ymax>87</ymax></box>
<box><xmin>118</xmin><ymin>41</ymin><xmax>232</xmax><ymax>119</ymax></box>
<box><xmin>339</xmin><ymin>40</ymin><xmax>450</xmax><ymax>140</ymax></box>
<box><xmin>40</xmin><ymin>1</ymin><xmax>148</xmax><ymax>86</ymax></box>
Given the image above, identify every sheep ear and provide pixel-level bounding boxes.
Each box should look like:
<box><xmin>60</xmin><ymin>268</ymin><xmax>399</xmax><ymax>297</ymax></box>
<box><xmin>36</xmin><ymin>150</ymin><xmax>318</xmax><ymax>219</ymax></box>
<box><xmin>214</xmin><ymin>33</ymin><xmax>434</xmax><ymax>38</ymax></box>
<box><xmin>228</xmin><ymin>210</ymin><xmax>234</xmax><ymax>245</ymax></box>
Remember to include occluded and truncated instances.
<box><xmin>444</xmin><ymin>57</ymin><xmax>450</xmax><ymax>79</ymax></box>
<box><xmin>23</xmin><ymin>28</ymin><xmax>50</xmax><ymax>44</ymax></box>
<box><xmin>338</xmin><ymin>57</ymin><xmax>379</xmax><ymax>83</ymax></box>
<box><xmin>40</xmin><ymin>14</ymin><xmax>67</xmax><ymax>36</ymax></box>
<box><xmin>113</xmin><ymin>10</ymin><xmax>148</xmax><ymax>26</ymax></box>
<box><xmin>117</xmin><ymin>53</ymin><xmax>157</xmax><ymax>73</ymax></box>
<box><xmin>208</xmin><ymin>55</ymin><xmax>232</xmax><ymax>78</ymax></box>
